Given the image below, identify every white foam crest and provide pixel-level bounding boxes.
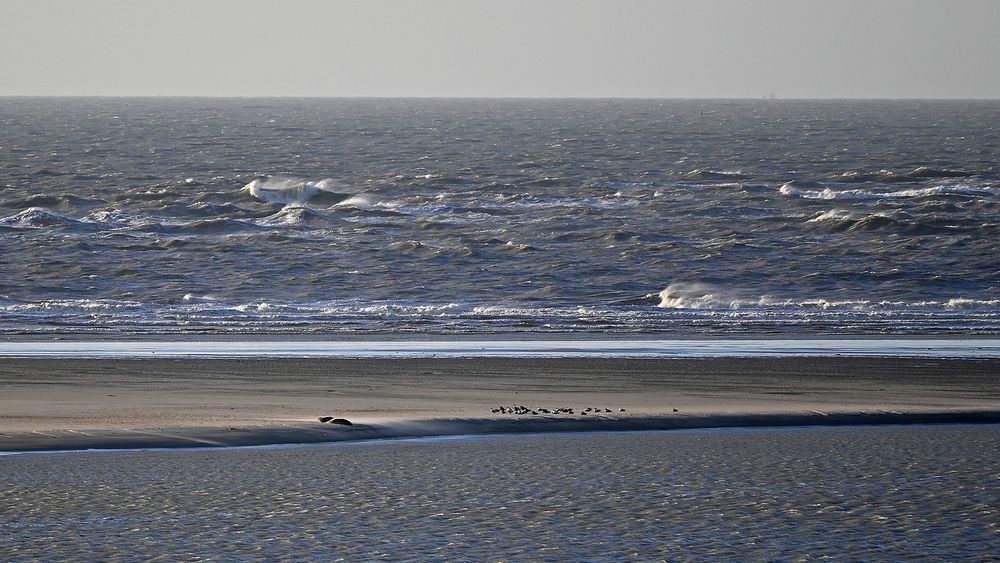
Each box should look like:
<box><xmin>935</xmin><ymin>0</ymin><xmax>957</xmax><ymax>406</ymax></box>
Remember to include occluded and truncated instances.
<box><xmin>805</xmin><ymin>209</ymin><xmax>861</xmax><ymax>223</ymax></box>
<box><xmin>335</xmin><ymin>194</ymin><xmax>377</xmax><ymax>209</ymax></box>
<box><xmin>891</xmin><ymin>185</ymin><xmax>997</xmax><ymax>198</ymax></box>
<box><xmin>657</xmin><ymin>282</ymin><xmax>740</xmax><ymax>309</ymax></box>
<box><xmin>486</xmin><ymin>195</ymin><xmax>640</xmax><ymax>213</ymax></box>
<box><xmin>233</xmin><ymin>302</ymin><xmax>282</xmax><ymax>313</ymax></box>
<box><xmin>182</xmin><ymin>294</ymin><xmax>219</xmax><ymax>302</ymax></box>
<box><xmin>352</xmin><ymin>303</ymin><xmax>462</xmax><ymax>315</ymax></box>
<box><xmin>657</xmin><ymin>283</ymin><xmax>1000</xmax><ymax>311</ymax></box>
<box><xmin>0</xmin><ymin>207</ymin><xmax>79</xmax><ymax>228</ymax></box>
<box><xmin>781</xmin><ymin>183</ymin><xmax>998</xmax><ymax>201</ymax></box>
<box><xmin>805</xmin><ymin>209</ymin><xmax>897</xmax><ymax>226</ymax></box>
<box><xmin>255</xmin><ymin>205</ymin><xmax>335</xmax><ymax>227</ymax></box>
<box><xmin>257</xmin><ymin>207</ymin><xmax>306</xmax><ymax>227</ymax></box>
<box><xmin>80</xmin><ymin>209</ymin><xmax>150</xmax><ymax>228</ymax></box>
<box><xmin>943</xmin><ymin>298</ymin><xmax>1000</xmax><ymax>308</ymax></box>
<box><xmin>1</xmin><ymin>299</ymin><xmax>143</xmax><ymax>311</ymax></box>
<box><xmin>467</xmin><ymin>305</ymin><xmax>623</xmax><ymax>318</ymax></box>
<box><xmin>244</xmin><ymin>176</ymin><xmax>345</xmax><ymax>205</ymax></box>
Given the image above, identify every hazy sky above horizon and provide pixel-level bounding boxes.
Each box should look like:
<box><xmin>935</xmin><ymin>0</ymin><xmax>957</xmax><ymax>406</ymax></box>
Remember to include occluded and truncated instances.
<box><xmin>2</xmin><ymin>0</ymin><xmax>998</xmax><ymax>98</ymax></box>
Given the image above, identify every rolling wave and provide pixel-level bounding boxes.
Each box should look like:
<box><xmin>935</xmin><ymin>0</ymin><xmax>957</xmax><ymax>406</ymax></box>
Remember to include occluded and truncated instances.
<box><xmin>1</xmin><ymin>98</ymin><xmax>998</xmax><ymax>335</ymax></box>
<box><xmin>0</xmin><ymin>207</ymin><xmax>87</xmax><ymax>229</ymax></box>
<box><xmin>244</xmin><ymin>176</ymin><xmax>351</xmax><ymax>206</ymax></box>
<box><xmin>1</xmin><ymin>294</ymin><xmax>997</xmax><ymax>336</ymax></box>
<box><xmin>780</xmin><ymin>182</ymin><xmax>998</xmax><ymax>201</ymax></box>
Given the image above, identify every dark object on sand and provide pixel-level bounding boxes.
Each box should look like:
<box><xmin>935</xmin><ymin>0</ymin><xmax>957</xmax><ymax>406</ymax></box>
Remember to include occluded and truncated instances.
<box><xmin>317</xmin><ymin>416</ymin><xmax>333</xmax><ymax>423</ymax></box>
<box><xmin>329</xmin><ymin>418</ymin><xmax>353</xmax><ymax>426</ymax></box>
<box><xmin>673</xmin><ymin>408</ymin><xmax>679</xmax><ymax>413</ymax></box>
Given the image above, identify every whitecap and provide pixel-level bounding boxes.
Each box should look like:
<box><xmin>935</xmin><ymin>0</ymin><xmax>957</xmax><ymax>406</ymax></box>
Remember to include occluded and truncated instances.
<box><xmin>780</xmin><ymin>182</ymin><xmax>998</xmax><ymax>201</ymax></box>
<box><xmin>244</xmin><ymin>176</ymin><xmax>349</xmax><ymax>205</ymax></box>
<box><xmin>657</xmin><ymin>282</ymin><xmax>735</xmax><ymax>309</ymax></box>
<box><xmin>256</xmin><ymin>205</ymin><xmax>338</xmax><ymax>228</ymax></box>
<box><xmin>334</xmin><ymin>194</ymin><xmax>375</xmax><ymax>208</ymax></box>
<box><xmin>805</xmin><ymin>209</ymin><xmax>860</xmax><ymax>223</ymax></box>
<box><xmin>0</xmin><ymin>207</ymin><xmax>80</xmax><ymax>229</ymax></box>
<box><xmin>234</xmin><ymin>303</ymin><xmax>275</xmax><ymax>312</ymax></box>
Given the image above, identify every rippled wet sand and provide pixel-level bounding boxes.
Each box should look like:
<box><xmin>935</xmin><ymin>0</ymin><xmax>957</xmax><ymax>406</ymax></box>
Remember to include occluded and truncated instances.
<box><xmin>3</xmin><ymin>425</ymin><xmax>998</xmax><ymax>560</ymax></box>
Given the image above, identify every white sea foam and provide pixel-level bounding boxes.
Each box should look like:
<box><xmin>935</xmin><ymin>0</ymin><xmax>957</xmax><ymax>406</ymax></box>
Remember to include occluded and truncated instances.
<box><xmin>0</xmin><ymin>299</ymin><xmax>143</xmax><ymax>311</ymax></box>
<box><xmin>334</xmin><ymin>194</ymin><xmax>402</xmax><ymax>211</ymax></box>
<box><xmin>334</xmin><ymin>194</ymin><xmax>372</xmax><ymax>208</ymax></box>
<box><xmin>805</xmin><ymin>209</ymin><xmax>862</xmax><ymax>223</ymax></box>
<box><xmin>1</xmin><ymin>295</ymin><xmax>998</xmax><ymax>336</ymax></box>
<box><xmin>244</xmin><ymin>176</ymin><xmax>346</xmax><ymax>205</ymax></box>
<box><xmin>234</xmin><ymin>302</ymin><xmax>276</xmax><ymax>312</ymax></box>
<box><xmin>81</xmin><ymin>208</ymin><xmax>141</xmax><ymax>226</ymax></box>
<box><xmin>657</xmin><ymin>283</ymin><xmax>1000</xmax><ymax>312</ymax></box>
<box><xmin>657</xmin><ymin>282</ymin><xmax>738</xmax><ymax>309</ymax></box>
<box><xmin>943</xmin><ymin>298</ymin><xmax>1000</xmax><ymax>308</ymax></box>
<box><xmin>0</xmin><ymin>207</ymin><xmax>80</xmax><ymax>228</ymax></box>
<box><xmin>181</xmin><ymin>294</ymin><xmax>219</xmax><ymax>302</ymax></box>
<box><xmin>780</xmin><ymin>182</ymin><xmax>998</xmax><ymax>201</ymax></box>
<box><xmin>255</xmin><ymin>205</ymin><xmax>336</xmax><ymax>228</ymax></box>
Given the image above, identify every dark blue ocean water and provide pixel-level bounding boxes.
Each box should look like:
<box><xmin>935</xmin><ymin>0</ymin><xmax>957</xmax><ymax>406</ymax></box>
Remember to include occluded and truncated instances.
<box><xmin>1</xmin><ymin>98</ymin><xmax>997</xmax><ymax>335</ymax></box>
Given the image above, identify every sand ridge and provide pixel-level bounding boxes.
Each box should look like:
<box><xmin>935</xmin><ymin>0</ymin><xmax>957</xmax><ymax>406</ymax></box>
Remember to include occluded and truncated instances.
<box><xmin>1</xmin><ymin>357</ymin><xmax>998</xmax><ymax>452</ymax></box>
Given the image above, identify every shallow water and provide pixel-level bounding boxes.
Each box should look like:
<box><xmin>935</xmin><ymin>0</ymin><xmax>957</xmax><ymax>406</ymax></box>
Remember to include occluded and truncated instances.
<box><xmin>2</xmin><ymin>425</ymin><xmax>998</xmax><ymax>560</ymax></box>
<box><xmin>2</xmin><ymin>337</ymin><xmax>1000</xmax><ymax>359</ymax></box>
<box><xmin>1</xmin><ymin>98</ymin><xmax>998</xmax><ymax>335</ymax></box>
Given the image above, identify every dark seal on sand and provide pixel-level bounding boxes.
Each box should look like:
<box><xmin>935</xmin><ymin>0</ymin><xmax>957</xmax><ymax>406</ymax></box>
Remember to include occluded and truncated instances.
<box><xmin>317</xmin><ymin>416</ymin><xmax>333</xmax><ymax>423</ymax></box>
<box><xmin>329</xmin><ymin>418</ymin><xmax>353</xmax><ymax>426</ymax></box>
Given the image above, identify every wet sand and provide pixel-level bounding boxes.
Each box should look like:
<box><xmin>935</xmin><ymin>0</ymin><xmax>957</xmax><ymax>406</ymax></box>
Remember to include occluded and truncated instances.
<box><xmin>1</xmin><ymin>357</ymin><xmax>998</xmax><ymax>452</ymax></box>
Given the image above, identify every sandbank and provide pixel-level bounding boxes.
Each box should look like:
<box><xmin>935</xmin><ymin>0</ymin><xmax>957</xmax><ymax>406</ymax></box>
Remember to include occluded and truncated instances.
<box><xmin>1</xmin><ymin>357</ymin><xmax>998</xmax><ymax>452</ymax></box>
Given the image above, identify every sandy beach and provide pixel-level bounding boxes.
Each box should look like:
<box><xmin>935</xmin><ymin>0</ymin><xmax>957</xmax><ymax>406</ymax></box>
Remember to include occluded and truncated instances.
<box><xmin>2</xmin><ymin>356</ymin><xmax>998</xmax><ymax>452</ymax></box>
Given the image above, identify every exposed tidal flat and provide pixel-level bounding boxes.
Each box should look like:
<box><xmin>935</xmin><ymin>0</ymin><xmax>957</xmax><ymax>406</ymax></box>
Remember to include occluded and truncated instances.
<box><xmin>2</xmin><ymin>356</ymin><xmax>999</xmax><ymax>451</ymax></box>
<box><xmin>2</xmin><ymin>425</ymin><xmax>998</xmax><ymax>560</ymax></box>
<box><xmin>1</xmin><ymin>355</ymin><xmax>998</xmax><ymax>559</ymax></box>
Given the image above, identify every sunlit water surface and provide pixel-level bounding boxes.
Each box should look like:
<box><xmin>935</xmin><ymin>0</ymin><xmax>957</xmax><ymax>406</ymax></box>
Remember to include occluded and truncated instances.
<box><xmin>2</xmin><ymin>98</ymin><xmax>998</xmax><ymax>335</ymax></box>
<box><xmin>3</xmin><ymin>425</ymin><xmax>998</xmax><ymax>560</ymax></box>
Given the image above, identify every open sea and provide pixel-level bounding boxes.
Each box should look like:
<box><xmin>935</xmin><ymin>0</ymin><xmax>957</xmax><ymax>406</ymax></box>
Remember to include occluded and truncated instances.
<box><xmin>1</xmin><ymin>97</ymin><xmax>998</xmax><ymax>335</ymax></box>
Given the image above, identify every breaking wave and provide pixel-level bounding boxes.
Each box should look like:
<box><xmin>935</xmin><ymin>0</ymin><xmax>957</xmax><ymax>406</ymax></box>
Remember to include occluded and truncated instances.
<box><xmin>780</xmin><ymin>182</ymin><xmax>998</xmax><ymax>201</ymax></box>
<box><xmin>1</xmin><ymin>295</ymin><xmax>998</xmax><ymax>336</ymax></box>
<box><xmin>0</xmin><ymin>207</ymin><xmax>84</xmax><ymax>229</ymax></box>
<box><xmin>657</xmin><ymin>283</ymin><xmax>1000</xmax><ymax>312</ymax></box>
<box><xmin>2</xmin><ymin>98</ymin><xmax>999</xmax><ymax>336</ymax></box>
<box><xmin>244</xmin><ymin>176</ymin><xmax>351</xmax><ymax>206</ymax></box>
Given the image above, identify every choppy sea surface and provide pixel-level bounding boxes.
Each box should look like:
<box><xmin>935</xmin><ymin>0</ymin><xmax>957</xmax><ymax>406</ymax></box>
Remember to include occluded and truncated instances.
<box><xmin>1</xmin><ymin>98</ymin><xmax>997</xmax><ymax>335</ymax></box>
<box><xmin>2</xmin><ymin>426</ymin><xmax>998</xmax><ymax>560</ymax></box>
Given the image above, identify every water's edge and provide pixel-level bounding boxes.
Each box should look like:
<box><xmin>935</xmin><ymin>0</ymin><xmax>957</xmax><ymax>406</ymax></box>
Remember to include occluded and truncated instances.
<box><xmin>2</xmin><ymin>338</ymin><xmax>1000</xmax><ymax>359</ymax></box>
<box><xmin>5</xmin><ymin>411</ymin><xmax>1000</xmax><ymax>455</ymax></box>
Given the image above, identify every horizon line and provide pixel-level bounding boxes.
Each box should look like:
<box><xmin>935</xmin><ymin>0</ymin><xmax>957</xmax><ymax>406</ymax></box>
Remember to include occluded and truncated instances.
<box><xmin>2</xmin><ymin>94</ymin><xmax>999</xmax><ymax>102</ymax></box>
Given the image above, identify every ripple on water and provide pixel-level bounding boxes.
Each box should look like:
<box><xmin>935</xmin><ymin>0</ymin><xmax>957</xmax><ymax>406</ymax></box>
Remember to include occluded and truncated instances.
<box><xmin>1</xmin><ymin>425</ymin><xmax>998</xmax><ymax>560</ymax></box>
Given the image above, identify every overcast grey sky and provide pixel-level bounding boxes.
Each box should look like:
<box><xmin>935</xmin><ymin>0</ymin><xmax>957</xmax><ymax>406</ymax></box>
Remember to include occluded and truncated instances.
<box><xmin>2</xmin><ymin>0</ymin><xmax>998</xmax><ymax>98</ymax></box>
